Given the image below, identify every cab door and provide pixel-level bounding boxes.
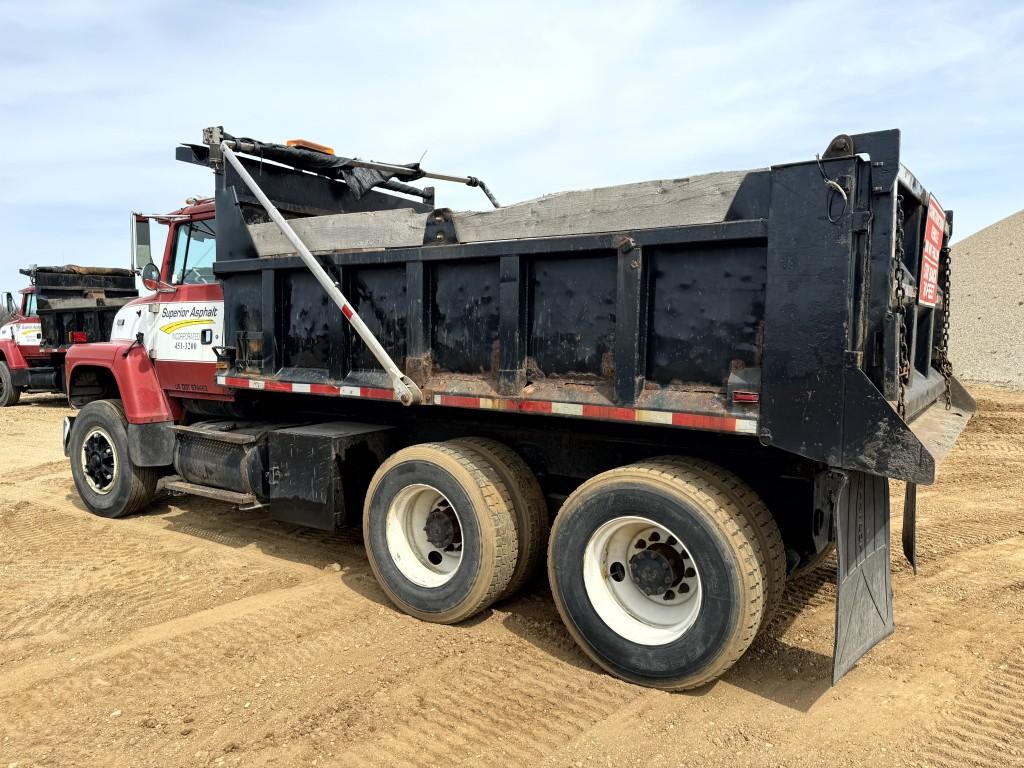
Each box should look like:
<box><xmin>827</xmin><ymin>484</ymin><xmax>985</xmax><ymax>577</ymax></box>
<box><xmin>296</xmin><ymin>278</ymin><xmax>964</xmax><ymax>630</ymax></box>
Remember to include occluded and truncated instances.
<box><xmin>15</xmin><ymin>291</ymin><xmax>44</xmax><ymax>362</ymax></box>
<box><xmin>147</xmin><ymin>216</ymin><xmax>229</xmax><ymax>399</ymax></box>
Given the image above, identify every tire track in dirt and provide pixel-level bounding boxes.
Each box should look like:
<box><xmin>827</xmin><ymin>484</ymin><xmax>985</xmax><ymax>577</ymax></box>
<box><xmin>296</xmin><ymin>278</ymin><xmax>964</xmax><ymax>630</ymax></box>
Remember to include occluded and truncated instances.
<box><xmin>1</xmin><ymin>559</ymin><xmax>638</xmax><ymax>768</ymax></box>
<box><xmin>0</xmin><ymin>586</ymin><xmax>380</xmax><ymax>761</ymax></box>
<box><xmin>0</xmin><ymin>578</ymin><xmax>619</xmax><ymax>767</ymax></box>
<box><xmin>334</xmin><ymin>650</ymin><xmax>639</xmax><ymax>768</ymax></box>
<box><xmin>766</xmin><ymin>564</ymin><xmax>836</xmax><ymax>635</ymax></box>
<box><xmin>0</xmin><ymin>473</ymin><xmax>367</xmax><ymax>573</ymax></box>
<box><xmin>918</xmin><ymin>653</ymin><xmax>1024</xmax><ymax>767</ymax></box>
<box><xmin>0</xmin><ymin>500</ymin><xmax>304</xmax><ymax>667</ymax></box>
<box><xmin>0</xmin><ymin>459</ymin><xmax>69</xmax><ymax>485</ymax></box>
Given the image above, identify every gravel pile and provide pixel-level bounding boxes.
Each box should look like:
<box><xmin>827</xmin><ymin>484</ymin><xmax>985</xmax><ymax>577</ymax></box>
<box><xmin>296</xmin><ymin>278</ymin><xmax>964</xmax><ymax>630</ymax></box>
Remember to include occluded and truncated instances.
<box><xmin>948</xmin><ymin>209</ymin><xmax>1024</xmax><ymax>388</ymax></box>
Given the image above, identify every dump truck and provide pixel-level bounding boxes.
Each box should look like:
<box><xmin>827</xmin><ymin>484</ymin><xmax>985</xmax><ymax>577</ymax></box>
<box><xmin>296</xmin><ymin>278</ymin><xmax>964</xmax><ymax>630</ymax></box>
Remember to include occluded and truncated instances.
<box><xmin>61</xmin><ymin>127</ymin><xmax>974</xmax><ymax>690</ymax></box>
<box><xmin>0</xmin><ymin>266</ymin><xmax>136</xmax><ymax>406</ymax></box>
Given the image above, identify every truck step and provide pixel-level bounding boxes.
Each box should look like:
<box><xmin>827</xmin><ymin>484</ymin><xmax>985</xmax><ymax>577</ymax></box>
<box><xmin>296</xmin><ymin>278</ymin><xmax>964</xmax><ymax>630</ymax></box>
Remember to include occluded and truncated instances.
<box><xmin>161</xmin><ymin>476</ymin><xmax>262</xmax><ymax>509</ymax></box>
<box><xmin>170</xmin><ymin>424</ymin><xmax>258</xmax><ymax>445</ymax></box>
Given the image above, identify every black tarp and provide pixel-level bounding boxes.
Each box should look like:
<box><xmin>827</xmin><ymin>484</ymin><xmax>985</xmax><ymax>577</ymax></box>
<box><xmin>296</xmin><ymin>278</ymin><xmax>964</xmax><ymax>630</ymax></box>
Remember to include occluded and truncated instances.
<box><xmin>227</xmin><ymin>135</ymin><xmax>425</xmax><ymax>199</ymax></box>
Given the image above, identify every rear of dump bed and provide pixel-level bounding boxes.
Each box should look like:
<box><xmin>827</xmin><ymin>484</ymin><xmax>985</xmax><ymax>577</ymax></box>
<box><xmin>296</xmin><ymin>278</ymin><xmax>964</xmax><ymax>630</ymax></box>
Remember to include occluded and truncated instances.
<box><xmin>8</xmin><ymin>265</ymin><xmax>137</xmax><ymax>394</ymax></box>
<box><xmin>24</xmin><ymin>266</ymin><xmax>137</xmax><ymax>351</ymax></box>
<box><xmin>159</xmin><ymin>129</ymin><xmax>976</xmax><ymax>685</ymax></box>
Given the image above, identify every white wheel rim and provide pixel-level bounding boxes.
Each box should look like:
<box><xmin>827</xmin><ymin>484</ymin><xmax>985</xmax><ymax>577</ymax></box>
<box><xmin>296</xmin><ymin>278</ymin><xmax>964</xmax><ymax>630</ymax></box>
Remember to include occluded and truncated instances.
<box><xmin>583</xmin><ymin>516</ymin><xmax>702</xmax><ymax>645</ymax></box>
<box><xmin>80</xmin><ymin>427</ymin><xmax>119</xmax><ymax>495</ymax></box>
<box><xmin>385</xmin><ymin>483</ymin><xmax>464</xmax><ymax>588</ymax></box>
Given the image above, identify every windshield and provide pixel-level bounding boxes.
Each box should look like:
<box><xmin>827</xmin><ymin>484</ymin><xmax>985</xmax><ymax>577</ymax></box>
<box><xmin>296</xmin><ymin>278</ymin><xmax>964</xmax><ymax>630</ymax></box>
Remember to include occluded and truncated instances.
<box><xmin>170</xmin><ymin>218</ymin><xmax>217</xmax><ymax>284</ymax></box>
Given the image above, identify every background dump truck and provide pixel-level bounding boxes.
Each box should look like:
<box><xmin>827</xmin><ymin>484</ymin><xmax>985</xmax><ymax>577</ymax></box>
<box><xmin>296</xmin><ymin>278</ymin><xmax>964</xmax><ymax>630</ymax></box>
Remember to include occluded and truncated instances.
<box><xmin>0</xmin><ymin>266</ymin><xmax>136</xmax><ymax>406</ymax></box>
<box><xmin>62</xmin><ymin>127</ymin><xmax>974</xmax><ymax>690</ymax></box>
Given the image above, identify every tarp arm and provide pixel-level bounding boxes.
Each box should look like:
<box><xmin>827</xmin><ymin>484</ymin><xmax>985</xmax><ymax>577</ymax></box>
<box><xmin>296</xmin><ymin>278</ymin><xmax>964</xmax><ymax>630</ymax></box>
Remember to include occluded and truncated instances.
<box><xmin>219</xmin><ymin>140</ymin><xmax>423</xmax><ymax>406</ymax></box>
<box><xmin>213</xmin><ymin>129</ymin><xmax>500</xmax><ymax>208</ymax></box>
<box><xmin>342</xmin><ymin>158</ymin><xmax>501</xmax><ymax>208</ymax></box>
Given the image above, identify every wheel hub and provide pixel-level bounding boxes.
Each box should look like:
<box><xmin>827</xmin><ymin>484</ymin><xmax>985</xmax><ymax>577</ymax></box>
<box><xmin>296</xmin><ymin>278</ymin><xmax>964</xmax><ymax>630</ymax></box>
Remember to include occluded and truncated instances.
<box><xmin>629</xmin><ymin>543</ymin><xmax>686</xmax><ymax>596</ymax></box>
<box><xmin>423</xmin><ymin>500</ymin><xmax>461</xmax><ymax>551</ymax></box>
<box><xmin>583</xmin><ymin>516</ymin><xmax>704</xmax><ymax>646</ymax></box>
<box><xmin>386</xmin><ymin>483</ymin><xmax>464</xmax><ymax>589</ymax></box>
<box><xmin>82</xmin><ymin>431</ymin><xmax>116</xmax><ymax>492</ymax></box>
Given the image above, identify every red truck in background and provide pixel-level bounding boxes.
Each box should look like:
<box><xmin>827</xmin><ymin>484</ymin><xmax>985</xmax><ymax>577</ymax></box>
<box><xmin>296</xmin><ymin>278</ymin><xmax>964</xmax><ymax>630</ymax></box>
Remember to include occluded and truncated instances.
<box><xmin>0</xmin><ymin>286</ymin><xmax>44</xmax><ymax>406</ymax></box>
<box><xmin>0</xmin><ymin>266</ymin><xmax>137</xmax><ymax>407</ymax></box>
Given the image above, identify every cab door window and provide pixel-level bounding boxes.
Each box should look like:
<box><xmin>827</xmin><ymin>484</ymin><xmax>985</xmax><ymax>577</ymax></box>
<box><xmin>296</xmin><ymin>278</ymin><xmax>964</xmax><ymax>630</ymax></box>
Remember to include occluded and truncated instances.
<box><xmin>23</xmin><ymin>293</ymin><xmax>37</xmax><ymax>317</ymax></box>
<box><xmin>170</xmin><ymin>219</ymin><xmax>217</xmax><ymax>285</ymax></box>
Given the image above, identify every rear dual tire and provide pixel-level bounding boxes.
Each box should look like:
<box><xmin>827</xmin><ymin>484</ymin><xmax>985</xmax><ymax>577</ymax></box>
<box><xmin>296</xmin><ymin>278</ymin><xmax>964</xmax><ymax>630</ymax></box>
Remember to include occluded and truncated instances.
<box><xmin>447</xmin><ymin>437</ymin><xmax>550</xmax><ymax>600</ymax></box>
<box><xmin>547</xmin><ymin>460</ymin><xmax>769</xmax><ymax>690</ymax></box>
<box><xmin>655</xmin><ymin>456</ymin><xmax>785</xmax><ymax>631</ymax></box>
<box><xmin>362</xmin><ymin>443</ymin><xmax>519</xmax><ymax>624</ymax></box>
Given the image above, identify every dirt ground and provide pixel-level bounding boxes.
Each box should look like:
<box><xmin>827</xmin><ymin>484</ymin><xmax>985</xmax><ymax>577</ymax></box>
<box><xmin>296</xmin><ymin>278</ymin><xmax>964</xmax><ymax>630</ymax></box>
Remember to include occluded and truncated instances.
<box><xmin>0</xmin><ymin>388</ymin><xmax>1022</xmax><ymax>768</ymax></box>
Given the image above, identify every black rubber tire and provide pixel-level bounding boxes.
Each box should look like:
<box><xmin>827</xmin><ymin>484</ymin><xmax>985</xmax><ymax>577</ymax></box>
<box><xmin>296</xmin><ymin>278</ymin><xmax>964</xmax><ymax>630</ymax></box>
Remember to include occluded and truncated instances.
<box><xmin>0</xmin><ymin>361</ymin><xmax>21</xmax><ymax>407</ymax></box>
<box><xmin>448</xmin><ymin>437</ymin><xmax>549</xmax><ymax>600</ymax></box>
<box><xmin>363</xmin><ymin>442</ymin><xmax>519</xmax><ymax>624</ymax></box>
<box><xmin>654</xmin><ymin>456</ymin><xmax>785</xmax><ymax>631</ymax></box>
<box><xmin>548</xmin><ymin>459</ymin><xmax>765</xmax><ymax>690</ymax></box>
<box><xmin>69</xmin><ymin>399</ymin><xmax>157</xmax><ymax>519</ymax></box>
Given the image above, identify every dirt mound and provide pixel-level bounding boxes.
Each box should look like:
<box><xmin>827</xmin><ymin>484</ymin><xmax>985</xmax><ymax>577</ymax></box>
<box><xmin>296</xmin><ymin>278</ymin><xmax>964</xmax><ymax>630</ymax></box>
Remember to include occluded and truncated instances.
<box><xmin>949</xmin><ymin>209</ymin><xmax>1024</xmax><ymax>388</ymax></box>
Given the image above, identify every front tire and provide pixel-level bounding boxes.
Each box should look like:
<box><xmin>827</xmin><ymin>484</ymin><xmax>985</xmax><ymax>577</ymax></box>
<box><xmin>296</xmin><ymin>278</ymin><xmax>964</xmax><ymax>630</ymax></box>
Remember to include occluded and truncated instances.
<box><xmin>363</xmin><ymin>443</ymin><xmax>519</xmax><ymax>624</ymax></box>
<box><xmin>69</xmin><ymin>400</ymin><xmax>157</xmax><ymax>518</ymax></box>
<box><xmin>548</xmin><ymin>460</ymin><xmax>765</xmax><ymax>690</ymax></box>
<box><xmin>0</xmin><ymin>361</ymin><xmax>22</xmax><ymax>407</ymax></box>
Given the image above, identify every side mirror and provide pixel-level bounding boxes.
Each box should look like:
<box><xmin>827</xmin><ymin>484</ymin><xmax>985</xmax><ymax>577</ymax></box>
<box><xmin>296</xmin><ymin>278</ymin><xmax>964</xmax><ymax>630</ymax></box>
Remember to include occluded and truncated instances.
<box><xmin>140</xmin><ymin>263</ymin><xmax>176</xmax><ymax>294</ymax></box>
<box><xmin>141</xmin><ymin>262</ymin><xmax>162</xmax><ymax>290</ymax></box>
<box><xmin>131</xmin><ymin>214</ymin><xmax>153</xmax><ymax>271</ymax></box>
<box><xmin>1</xmin><ymin>292</ymin><xmax>14</xmax><ymax>317</ymax></box>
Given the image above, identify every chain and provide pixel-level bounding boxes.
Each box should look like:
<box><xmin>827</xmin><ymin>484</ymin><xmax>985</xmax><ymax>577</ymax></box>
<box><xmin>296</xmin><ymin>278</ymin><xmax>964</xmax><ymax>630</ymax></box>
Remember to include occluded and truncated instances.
<box><xmin>893</xmin><ymin>195</ymin><xmax>910</xmax><ymax>420</ymax></box>
<box><xmin>933</xmin><ymin>242</ymin><xmax>954</xmax><ymax>410</ymax></box>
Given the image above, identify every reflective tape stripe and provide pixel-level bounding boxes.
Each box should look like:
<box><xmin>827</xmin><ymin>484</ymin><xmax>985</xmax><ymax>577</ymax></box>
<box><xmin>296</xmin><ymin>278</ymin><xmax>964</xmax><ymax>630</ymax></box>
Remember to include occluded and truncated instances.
<box><xmin>215</xmin><ymin>376</ymin><xmax>758</xmax><ymax>435</ymax></box>
<box><xmin>215</xmin><ymin>374</ymin><xmax>396</xmax><ymax>402</ymax></box>
<box><xmin>431</xmin><ymin>393</ymin><xmax>756</xmax><ymax>435</ymax></box>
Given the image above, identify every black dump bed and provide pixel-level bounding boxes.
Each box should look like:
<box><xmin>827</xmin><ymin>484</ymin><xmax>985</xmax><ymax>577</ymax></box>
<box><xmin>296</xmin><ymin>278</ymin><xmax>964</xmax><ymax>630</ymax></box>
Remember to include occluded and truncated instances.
<box><xmin>21</xmin><ymin>265</ymin><xmax>137</xmax><ymax>350</ymax></box>
<box><xmin>179</xmin><ymin>129</ymin><xmax>973</xmax><ymax>485</ymax></box>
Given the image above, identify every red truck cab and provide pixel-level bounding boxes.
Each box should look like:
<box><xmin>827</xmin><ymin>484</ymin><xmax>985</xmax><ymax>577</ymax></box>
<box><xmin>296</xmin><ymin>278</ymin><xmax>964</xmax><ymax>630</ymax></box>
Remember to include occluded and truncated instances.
<box><xmin>0</xmin><ymin>288</ymin><xmax>45</xmax><ymax>406</ymax></box>
<box><xmin>64</xmin><ymin>198</ymin><xmax>230</xmax><ymax>426</ymax></box>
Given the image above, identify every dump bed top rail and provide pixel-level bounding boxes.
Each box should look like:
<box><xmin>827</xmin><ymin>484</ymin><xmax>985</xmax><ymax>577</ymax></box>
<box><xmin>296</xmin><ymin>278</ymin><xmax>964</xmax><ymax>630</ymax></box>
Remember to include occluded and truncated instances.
<box><xmin>247</xmin><ymin>171</ymin><xmax>764</xmax><ymax>257</ymax></box>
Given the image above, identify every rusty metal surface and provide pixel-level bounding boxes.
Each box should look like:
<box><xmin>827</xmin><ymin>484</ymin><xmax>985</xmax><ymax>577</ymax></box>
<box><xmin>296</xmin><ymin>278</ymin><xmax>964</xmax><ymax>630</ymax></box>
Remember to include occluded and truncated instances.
<box><xmin>907</xmin><ymin>376</ymin><xmax>976</xmax><ymax>477</ymax></box>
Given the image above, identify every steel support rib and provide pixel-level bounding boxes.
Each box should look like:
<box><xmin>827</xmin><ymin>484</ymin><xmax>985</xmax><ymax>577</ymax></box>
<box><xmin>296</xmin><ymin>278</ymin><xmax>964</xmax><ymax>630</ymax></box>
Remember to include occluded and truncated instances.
<box><xmin>219</xmin><ymin>140</ymin><xmax>422</xmax><ymax>405</ymax></box>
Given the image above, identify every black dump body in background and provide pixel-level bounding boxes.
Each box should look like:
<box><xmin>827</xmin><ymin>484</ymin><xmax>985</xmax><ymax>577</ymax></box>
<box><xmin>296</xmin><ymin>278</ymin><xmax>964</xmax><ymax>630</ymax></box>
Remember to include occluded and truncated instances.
<box><xmin>22</xmin><ymin>266</ymin><xmax>137</xmax><ymax>351</ymax></box>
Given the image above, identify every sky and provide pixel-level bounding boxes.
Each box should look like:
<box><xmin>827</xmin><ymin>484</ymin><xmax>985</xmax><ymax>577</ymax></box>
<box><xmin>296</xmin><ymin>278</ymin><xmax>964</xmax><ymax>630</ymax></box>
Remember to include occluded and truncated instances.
<box><xmin>1</xmin><ymin>0</ymin><xmax>1022</xmax><ymax>293</ymax></box>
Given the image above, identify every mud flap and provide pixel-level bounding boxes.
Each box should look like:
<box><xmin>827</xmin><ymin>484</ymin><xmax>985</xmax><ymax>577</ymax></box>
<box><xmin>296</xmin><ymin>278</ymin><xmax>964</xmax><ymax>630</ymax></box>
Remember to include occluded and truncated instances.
<box><xmin>833</xmin><ymin>470</ymin><xmax>894</xmax><ymax>684</ymax></box>
<box><xmin>902</xmin><ymin>482</ymin><xmax>917</xmax><ymax>574</ymax></box>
